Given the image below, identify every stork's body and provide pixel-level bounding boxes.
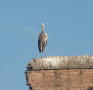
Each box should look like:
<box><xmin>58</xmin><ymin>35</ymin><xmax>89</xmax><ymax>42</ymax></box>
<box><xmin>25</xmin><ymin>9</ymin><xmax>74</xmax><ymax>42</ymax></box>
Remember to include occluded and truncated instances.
<box><xmin>38</xmin><ymin>24</ymin><xmax>48</xmax><ymax>53</ymax></box>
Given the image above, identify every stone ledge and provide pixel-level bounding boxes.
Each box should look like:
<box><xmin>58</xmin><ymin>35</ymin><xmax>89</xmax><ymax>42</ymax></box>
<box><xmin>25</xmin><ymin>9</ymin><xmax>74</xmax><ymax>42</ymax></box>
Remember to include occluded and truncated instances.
<box><xmin>26</xmin><ymin>56</ymin><xmax>93</xmax><ymax>70</ymax></box>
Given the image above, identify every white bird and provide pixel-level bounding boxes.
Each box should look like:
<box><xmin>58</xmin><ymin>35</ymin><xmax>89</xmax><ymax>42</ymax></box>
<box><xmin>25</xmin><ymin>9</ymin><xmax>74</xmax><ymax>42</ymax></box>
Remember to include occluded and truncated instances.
<box><xmin>38</xmin><ymin>23</ymin><xmax>48</xmax><ymax>53</ymax></box>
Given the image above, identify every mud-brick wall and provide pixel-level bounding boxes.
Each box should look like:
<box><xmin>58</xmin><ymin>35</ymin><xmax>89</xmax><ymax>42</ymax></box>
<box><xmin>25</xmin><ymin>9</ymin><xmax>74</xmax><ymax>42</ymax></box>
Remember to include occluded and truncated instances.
<box><xmin>25</xmin><ymin>56</ymin><xmax>93</xmax><ymax>90</ymax></box>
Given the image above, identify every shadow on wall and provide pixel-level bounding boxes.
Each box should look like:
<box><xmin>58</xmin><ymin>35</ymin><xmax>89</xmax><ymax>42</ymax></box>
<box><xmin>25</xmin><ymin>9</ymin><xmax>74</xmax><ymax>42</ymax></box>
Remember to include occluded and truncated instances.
<box><xmin>86</xmin><ymin>87</ymin><xmax>93</xmax><ymax>90</ymax></box>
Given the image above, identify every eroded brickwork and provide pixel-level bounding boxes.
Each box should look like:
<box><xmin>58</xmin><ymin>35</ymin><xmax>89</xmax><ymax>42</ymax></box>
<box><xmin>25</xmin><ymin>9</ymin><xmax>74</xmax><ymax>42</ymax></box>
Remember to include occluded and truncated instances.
<box><xmin>26</xmin><ymin>69</ymin><xmax>93</xmax><ymax>90</ymax></box>
<box><xmin>25</xmin><ymin>56</ymin><xmax>93</xmax><ymax>90</ymax></box>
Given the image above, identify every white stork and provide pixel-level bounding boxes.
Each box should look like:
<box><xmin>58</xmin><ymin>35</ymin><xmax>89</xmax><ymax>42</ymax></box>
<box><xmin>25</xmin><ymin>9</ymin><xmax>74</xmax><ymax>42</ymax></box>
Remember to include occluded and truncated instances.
<box><xmin>38</xmin><ymin>23</ymin><xmax>48</xmax><ymax>53</ymax></box>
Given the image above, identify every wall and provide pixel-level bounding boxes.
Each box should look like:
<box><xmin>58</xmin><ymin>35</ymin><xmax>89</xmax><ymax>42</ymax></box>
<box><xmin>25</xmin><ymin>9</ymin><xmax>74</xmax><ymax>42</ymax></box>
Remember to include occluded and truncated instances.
<box><xmin>25</xmin><ymin>56</ymin><xmax>93</xmax><ymax>90</ymax></box>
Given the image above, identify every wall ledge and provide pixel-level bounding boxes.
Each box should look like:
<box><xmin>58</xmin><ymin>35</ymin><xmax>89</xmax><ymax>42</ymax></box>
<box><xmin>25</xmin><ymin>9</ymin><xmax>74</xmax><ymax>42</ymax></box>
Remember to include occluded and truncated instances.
<box><xmin>26</xmin><ymin>56</ymin><xmax>93</xmax><ymax>70</ymax></box>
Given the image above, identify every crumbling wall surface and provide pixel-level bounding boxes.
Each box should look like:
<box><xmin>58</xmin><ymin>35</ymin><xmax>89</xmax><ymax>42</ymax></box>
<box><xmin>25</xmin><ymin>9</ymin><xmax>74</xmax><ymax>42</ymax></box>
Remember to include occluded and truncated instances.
<box><xmin>26</xmin><ymin>69</ymin><xmax>93</xmax><ymax>90</ymax></box>
<box><xmin>25</xmin><ymin>56</ymin><xmax>93</xmax><ymax>90</ymax></box>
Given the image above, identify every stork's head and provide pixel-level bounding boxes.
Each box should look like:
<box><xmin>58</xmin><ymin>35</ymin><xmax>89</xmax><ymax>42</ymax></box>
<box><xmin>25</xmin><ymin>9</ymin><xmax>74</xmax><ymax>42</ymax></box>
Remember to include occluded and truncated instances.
<box><xmin>41</xmin><ymin>23</ymin><xmax>45</xmax><ymax>31</ymax></box>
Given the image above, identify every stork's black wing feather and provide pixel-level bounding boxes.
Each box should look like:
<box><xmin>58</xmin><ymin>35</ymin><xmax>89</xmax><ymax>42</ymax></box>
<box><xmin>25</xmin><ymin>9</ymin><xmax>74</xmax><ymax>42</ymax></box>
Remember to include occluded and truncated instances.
<box><xmin>38</xmin><ymin>39</ymin><xmax>42</xmax><ymax>52</ymax></box>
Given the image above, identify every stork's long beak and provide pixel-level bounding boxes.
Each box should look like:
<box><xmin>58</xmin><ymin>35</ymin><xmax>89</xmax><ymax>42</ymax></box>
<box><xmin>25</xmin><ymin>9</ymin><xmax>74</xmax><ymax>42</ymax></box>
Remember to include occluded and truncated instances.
<box><xmin>41</xmin><ymin>23</ymin><xmax>45</xmax><ymax>31</ymax></box>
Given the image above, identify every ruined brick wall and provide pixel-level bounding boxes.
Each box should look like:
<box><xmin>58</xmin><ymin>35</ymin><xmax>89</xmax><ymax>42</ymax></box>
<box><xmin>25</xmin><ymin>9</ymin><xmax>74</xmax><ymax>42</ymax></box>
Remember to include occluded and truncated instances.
<box><xmin>25</xmin><ymin>56</ymin><xmax>93</xmax><ymax>90</ymax></box>
<box><xmin>26</xmin><ymin>69</ymin><xmax>93</xmax><ymax>90</ymax></box>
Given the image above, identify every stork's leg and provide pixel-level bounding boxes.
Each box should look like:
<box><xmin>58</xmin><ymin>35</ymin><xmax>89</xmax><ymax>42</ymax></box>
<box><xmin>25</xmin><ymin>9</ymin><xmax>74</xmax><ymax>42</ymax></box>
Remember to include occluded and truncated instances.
<box><xmin>40</xmin><ymin>52</ymin><xmax>43</xmax><ymax>58</ymax></box>
<box><xmin>40</xmin><ymin>52</ymin><xmax>45</xmax><ymax>58</ymax></box>
<box><xmin>44</xmin><ymin>49</ymin><xmax>48</xmax><ymax>58</ymax></box>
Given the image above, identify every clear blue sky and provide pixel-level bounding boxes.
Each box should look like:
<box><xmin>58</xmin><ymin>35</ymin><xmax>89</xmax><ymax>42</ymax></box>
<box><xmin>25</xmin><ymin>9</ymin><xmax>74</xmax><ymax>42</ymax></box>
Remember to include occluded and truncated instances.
<box><xmin>0</xmin><ymin>0</ymin><xmax>93</xmax><ymax>90</ymax></box>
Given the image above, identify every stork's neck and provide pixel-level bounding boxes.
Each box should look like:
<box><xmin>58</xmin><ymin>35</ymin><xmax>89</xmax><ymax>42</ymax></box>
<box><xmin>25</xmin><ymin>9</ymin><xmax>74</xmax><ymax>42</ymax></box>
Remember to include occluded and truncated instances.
<box><xmin>41</xmin><ymin>23</ymin><xmax>45</xmax><ymax>31</ymax></box>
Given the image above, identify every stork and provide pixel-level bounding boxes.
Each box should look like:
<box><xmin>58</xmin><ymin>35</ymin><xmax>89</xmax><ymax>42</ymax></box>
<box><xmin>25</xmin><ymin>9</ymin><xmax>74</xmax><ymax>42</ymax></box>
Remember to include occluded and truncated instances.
<box><xmin>38</xmin><ymin>23</ymin><xmax>48</xmax><ymax>53</ymax></box>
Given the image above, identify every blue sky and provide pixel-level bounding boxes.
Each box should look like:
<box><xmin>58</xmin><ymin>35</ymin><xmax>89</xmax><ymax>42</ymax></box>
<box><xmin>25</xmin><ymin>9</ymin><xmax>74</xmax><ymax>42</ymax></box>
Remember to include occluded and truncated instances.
<box><xmin>0</xmin><ymin>0</ymin><xmax>93</xmax><ymax>90</ymax></box>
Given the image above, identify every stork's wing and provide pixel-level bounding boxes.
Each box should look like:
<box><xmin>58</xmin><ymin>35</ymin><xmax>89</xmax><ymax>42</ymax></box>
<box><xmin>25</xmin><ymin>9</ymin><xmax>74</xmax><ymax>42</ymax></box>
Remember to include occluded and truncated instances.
<box><xmin>38</xmin><ymin>39</ymin><xmax>41</xmax><ymax>52</ymax></box>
